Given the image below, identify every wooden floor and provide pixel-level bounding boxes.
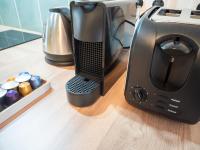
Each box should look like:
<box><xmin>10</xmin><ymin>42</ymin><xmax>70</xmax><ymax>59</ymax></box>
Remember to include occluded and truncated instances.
<box><xmin>0</xmin><ymin>26</ymin><xmax>200</xmax><ymax>150</ymax></box>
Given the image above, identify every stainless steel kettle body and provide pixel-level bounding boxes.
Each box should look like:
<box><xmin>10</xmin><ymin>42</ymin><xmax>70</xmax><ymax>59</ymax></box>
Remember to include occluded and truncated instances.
<box><xmin>43</xmin><ymin>7</ymin><xmax>73</xmax><ymax>66</ymax></box>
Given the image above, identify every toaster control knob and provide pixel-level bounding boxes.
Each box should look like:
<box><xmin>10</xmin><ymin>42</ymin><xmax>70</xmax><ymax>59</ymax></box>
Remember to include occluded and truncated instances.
<box><xmin>135</xmin><ymin>88</ymin><xmax>147</xmax><ymax>101</ymax></box>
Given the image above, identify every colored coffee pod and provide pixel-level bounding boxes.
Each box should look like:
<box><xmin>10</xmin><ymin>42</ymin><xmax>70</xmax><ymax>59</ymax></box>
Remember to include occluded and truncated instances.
<box><xmin>30</xmin><ymin>75</ymin><xmax>42</xmax><ymax>89</ymax></box>
<box><xmin>0</xmin><ymin>88</ymin><xmax>7</xmax><ymax>105</ymax></box>
<box><xmin>5</xmin><ymin>90</ymin><xmax>20</xmax><ymax>105</ymax></box>
<box><xmin>7</xmin><ymin>76</ymin><xmax>16</xmax><ymax>82</ymax></box>
<box><xmin>1</xmin><ymin>81</ymin><xmax>19</xmax><ymax>90</ymax></box>
<box><xmin>15</xmin><ymin>73</ymin><xmax>31</xmax><ymax>83</ymax></box>
<box><xmin>18</xmin><ymin>82</ymin><xmax>33</xmax><ymax>96</ymax></box>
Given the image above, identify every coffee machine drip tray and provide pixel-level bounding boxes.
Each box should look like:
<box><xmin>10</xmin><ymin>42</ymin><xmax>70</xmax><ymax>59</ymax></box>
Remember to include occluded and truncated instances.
<box><xmin>66</xmin><ymin>75</ymin><xmax>101</xmax><ymax>107</ymax></box>
<box><xmin>0</xmin><ymin>30</ymin><xmax>41</xmax><ymax>50</ymax></box>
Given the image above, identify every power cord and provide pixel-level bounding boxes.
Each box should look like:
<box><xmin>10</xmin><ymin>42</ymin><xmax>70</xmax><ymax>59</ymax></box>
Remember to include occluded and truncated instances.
<box><xmin>114</xmin><ymin>20</ymin><xmax>135</xmax><ymax>49</ymax></box>
<box><xmin>113</xmin><ymin>0</ymin><xmax>144</xmax><ymax>49</ymax></box>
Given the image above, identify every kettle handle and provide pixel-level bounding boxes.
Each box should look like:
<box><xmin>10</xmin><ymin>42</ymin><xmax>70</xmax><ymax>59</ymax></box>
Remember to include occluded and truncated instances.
<box><xmin>42</xmin><ymin>23</ymin><xmax>47</xmax><ymax>43</ymax></box>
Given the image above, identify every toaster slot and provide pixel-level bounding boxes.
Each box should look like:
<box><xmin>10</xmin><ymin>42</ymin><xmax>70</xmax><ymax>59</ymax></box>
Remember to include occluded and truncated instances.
<box><xmin>191</xmin><ymin>11</ymin><xmax>200</xmax><ymax>19</ymax></box>
<box><xmin>158</xmin><ymin>9</ymin><xmax>181</xmax><ymax>17</ymax></box>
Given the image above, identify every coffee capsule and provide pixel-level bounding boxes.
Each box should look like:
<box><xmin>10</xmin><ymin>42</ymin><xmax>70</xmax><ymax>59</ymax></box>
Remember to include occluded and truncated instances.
<box><xmin>15</xmin><ymin>73</ymin><xmax>31</xmax><ymax>83</ymax></box>
<box><xmin>18</xmin><ymin>82</ymin><xmax>33</xmax><ymax>96</ymax></box>
<box><xmin>7</xmin><ymin>76</ymin><xmax>16</xmax><ymax>82</ymax></box>
<box><xmin>5</xmin><ymin>90</ymin><xmax>20</xmax><ymax>105</ymax></box>
<box><xmin>30</xmin><ymin>75</ymin><xmax>42</xmax><ymax>89</ymax></box>
<box><xmin>1</xmin><ymin>81</ymin><xmax>19</xmax><ymax>90</ymax></box>
<box><xmin>0</xmin><ymin>88</ymin><xmax>7</xmax><ymax>105</ymax></box>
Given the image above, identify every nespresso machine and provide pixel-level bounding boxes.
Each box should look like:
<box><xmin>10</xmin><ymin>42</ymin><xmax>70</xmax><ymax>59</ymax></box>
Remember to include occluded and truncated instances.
<box><xmin>125</xmin><ymin>7</ymin><xmax>200</xmax><ymax>124</ymax></box>
<box><xmin>66</xmin><ymin>0</ymin><xmax>136</xmax><ymax>107</ymax></box>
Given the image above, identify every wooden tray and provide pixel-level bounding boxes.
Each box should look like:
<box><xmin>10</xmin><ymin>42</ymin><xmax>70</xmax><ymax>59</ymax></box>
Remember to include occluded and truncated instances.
<box><xmin>0</xmin><ymin>80</ymin><xmax>51</xmax><ymax>128</ymax></box>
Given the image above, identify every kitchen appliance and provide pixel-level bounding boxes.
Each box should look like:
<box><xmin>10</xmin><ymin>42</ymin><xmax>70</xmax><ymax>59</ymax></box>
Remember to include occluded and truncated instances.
<box><xmin>197</xmin><ymin>4</ymin><xmax>200</xmax><ymax>10</ymax></box>
<box><xmin>66</xmin><ymin>0</ymin><xmax>136</xmax><ymax>107</ymax></box>
<box><xmin>43</xmin><ymin>7</ymin><xmax>74</xmax><ymax>66</ymax></box>
<box><xmin>125</xmin><ymin>7</ymin><xmax>200</xmax><ymax>124</ymax></box>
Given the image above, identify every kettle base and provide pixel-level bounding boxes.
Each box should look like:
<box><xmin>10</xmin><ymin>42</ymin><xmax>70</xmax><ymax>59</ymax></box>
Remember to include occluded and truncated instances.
<box><xmin>45</xmin><ymin>57</ymin><xmax>74</xmax><ymax>66</ymax></box>
<box><xmin>44</xmin><ymin>51</ymin><xmax>74</xmax><ymax>66</ymax></box>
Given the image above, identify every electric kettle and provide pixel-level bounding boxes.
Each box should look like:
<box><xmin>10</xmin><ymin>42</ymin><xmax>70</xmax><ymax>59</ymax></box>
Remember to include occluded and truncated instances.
<box><xmin>43</xmin><ymin>7</ymin><xmax>74</xmax><ymax>66</ymax></box>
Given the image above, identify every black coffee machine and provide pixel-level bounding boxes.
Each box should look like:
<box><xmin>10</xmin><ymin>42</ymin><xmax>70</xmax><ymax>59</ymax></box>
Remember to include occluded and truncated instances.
<box><xmin>66</xmin><ymin>0</ymin><xmax>136</xmax><ymax>107</ymax></box>
<box><xmin>125</xmin><ymin>7</ymin><xmax>200</xmax><ymax>124</ymax></box>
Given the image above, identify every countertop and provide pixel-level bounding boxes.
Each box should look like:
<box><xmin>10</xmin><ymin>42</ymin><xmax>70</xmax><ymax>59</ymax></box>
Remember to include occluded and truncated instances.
<box><xmin>0</xmin><ymin>26</ymin><xmax>200</xmax><ymax>150</ymax></box>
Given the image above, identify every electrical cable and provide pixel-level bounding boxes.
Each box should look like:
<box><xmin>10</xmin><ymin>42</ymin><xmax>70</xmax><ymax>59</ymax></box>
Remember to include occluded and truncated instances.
<box><xmin>113</xmin><ymin>20</ymin><xmax>135</xmax><ymax>49</ymax></box>
<box><xmin>113</xmin><ymin>0</ymin><xmax>144</xmax><ymax>49</ymax></box>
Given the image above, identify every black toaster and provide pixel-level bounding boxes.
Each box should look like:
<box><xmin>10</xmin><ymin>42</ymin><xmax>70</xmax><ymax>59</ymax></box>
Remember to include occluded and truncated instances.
<box><xmin>125</xmin><ymin>7</ymin><xmax>200</xmax><ymax>124</ymax></box>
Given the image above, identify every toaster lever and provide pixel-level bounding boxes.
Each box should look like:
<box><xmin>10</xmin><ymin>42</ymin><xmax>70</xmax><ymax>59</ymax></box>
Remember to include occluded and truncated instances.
<box><xmin>151</xmin><ymin>36</ymin><xmax>196</xmax><ymax>91</ymax></box>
